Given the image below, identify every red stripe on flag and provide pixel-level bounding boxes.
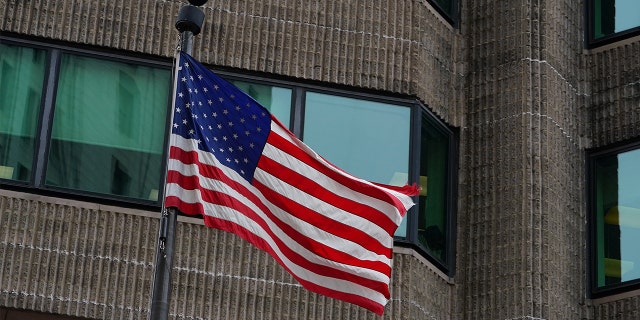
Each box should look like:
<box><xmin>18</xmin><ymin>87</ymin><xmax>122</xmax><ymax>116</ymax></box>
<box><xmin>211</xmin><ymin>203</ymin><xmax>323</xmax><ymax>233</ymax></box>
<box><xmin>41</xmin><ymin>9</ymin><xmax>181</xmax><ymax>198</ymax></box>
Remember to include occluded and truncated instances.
<box><xmin>164</xmin><ymin>171</ymin><xmax>391</xmax><ymax>294</ymax></box>
<box><xmin>257</xmin><ymin>154</ymin><xmax>398</xmax><ymax>234</ymax></box>
<box><xmin>251</xmin><ymin>176</ymin><xmax>392</xmax><ymax>259</ymax></box>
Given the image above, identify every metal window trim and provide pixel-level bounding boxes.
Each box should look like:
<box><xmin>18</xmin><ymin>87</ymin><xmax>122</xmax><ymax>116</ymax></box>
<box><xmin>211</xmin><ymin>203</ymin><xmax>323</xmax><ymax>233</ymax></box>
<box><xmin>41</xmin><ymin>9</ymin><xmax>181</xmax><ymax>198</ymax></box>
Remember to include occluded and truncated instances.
<box><xmin>422</xmin><ymin>103</ymin><xmax>458</xmax><ymax>275</ymax></box>
<box><xmin>33</xmin><ymin>48</ymin><xmax>61</xmax><ymax>188</ymax></box>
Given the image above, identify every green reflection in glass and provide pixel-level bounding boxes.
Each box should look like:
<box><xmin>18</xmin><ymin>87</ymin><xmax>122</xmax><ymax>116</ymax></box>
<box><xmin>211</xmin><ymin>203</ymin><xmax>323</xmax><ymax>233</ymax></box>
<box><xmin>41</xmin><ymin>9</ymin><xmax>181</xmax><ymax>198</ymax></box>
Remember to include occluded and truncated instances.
<box><xmin>418</xmin><ymin>115</ymin><xmax>449</xmax><ymax>262</ymax></box>
<box><xmin>595</xmin><ymin>148</ymin><xmax>640</xmax><ymax>287</ymax></box>
<box><xmin>0</xmin><ymin>44</ymin><xmax>46</xmax><ymax>181</ymax></box>
<box><xmin>303</xmin><ymin>92</ymin><xmax>411</xmax><ymax>237</ymax></box>
<box><xmin>433</xmin><ymin>0</ymin><xmax>455</xmax><ymax>17</ymax></box>
<box><xmin>46</xmin><ymin>54</ymin><xmax>170</xmax><ymax>200</ymax></box>
<box><xmin>231</xmin><ymin>80</ymin><xmax>292</xmax><ymax>129</ymax></box>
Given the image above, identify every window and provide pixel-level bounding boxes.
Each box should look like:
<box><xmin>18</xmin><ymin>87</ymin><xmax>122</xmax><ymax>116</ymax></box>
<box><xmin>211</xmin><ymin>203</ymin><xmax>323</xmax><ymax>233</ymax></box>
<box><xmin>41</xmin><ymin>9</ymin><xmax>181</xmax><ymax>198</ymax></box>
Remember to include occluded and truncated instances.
<box><xmin>590</xmin><ymin>141</ymin><xmax>640</xmax><ymax>295</ymax></box>
<box><xmin>588</xmin><ymin>0</ymin><xmax>640</xmax><ymax>46</ymax></box>
<box><xmin>0</xmin><ymin>39</ymin><xmax>172</xmax><ymax>204</ymax></box>
<box><xmin>417</xmin><ymin>113</ymin><xmax>451</xmax><ymax>264</ymax></box>
<box><xmin>302</xmin><ymin>91</ymin><xmax>456</xmax><ymax>271</ymax></box>
<box><xmin>0</xmin><ymin>43</ymin><xmax>46</xmax><ymax>181</ymax></box>
<box><xmin>302</xmin><ymin>93</ymin><xmax>411</xmax><ymax>185</ymax></box>
<box><xmin>0</xmin><ymin>40</ymin><xmax>296</xmax><ymax>204</ymax></box>
<box><xmin>302</xmin><ymin>92</ymin><xmax>412</xmax><ymax>236</ymax></box>
<box><xmin>46</xmin><ymin>54</ymin><xmax>170</xmax><ymax>200</ymax></box>
<box><xmin>1</xmin><ymin>37</ymin><xmax>456</xmax><ymax>273</ymax></box>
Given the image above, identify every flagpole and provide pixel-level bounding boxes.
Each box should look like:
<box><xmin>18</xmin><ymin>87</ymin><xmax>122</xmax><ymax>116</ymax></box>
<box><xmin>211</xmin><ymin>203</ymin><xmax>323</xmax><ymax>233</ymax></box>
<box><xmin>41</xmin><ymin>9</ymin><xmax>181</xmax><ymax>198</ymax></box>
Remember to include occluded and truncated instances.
<box><xmin>149</xmin><ymin>2</ymin><xmax>206</xmax><ymax>320</ymax></box>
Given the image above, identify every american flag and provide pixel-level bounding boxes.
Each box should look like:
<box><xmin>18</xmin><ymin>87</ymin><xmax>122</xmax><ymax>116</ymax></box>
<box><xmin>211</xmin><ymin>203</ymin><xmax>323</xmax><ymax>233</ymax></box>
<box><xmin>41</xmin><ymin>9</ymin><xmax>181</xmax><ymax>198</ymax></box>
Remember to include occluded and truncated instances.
<box><xmin>164</xmin><ymin>52</ymin><xmax>419</xmax><ymax>315</ymax></box>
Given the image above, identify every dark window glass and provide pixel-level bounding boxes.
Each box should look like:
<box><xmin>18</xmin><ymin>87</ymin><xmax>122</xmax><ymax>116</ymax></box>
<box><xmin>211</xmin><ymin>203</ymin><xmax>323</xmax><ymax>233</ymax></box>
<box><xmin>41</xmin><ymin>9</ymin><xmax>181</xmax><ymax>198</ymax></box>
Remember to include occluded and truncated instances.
<box><xmin>0</xmin><ymin>44</ymin><xmax>46</xmax><ymax>181</ymax></box>
<box><xmin>418</xmin><ymin>114</ymin><xmax>449</xmax><ymax>263</ymax></box>
<box><xmin>592</xmin><ymin>0</ymin><xmax>640</xmax><ymax>39</ymax></box>
<box><xmin>302</xmin><ymin>92</ymin><xmax>411</xmax><ymax>236</ymax></box>
<box><xmin>432</xmin><ymin>0</ymin><xmax>456</xmax><ymax>18</ymax></box>
<box><xmin>593</xmin><ymin>147</ymin><xmax>640</xmax><ymax>288</ymax></box>
<box><xmin>230</xmin><ymin>80</ymin><xmax>292</xmax><ymax>129</ymax></box>
<box><xmin>46</xmin><ymin>54</ymin><xmax>170</xmax><ymax>201</ymax></box>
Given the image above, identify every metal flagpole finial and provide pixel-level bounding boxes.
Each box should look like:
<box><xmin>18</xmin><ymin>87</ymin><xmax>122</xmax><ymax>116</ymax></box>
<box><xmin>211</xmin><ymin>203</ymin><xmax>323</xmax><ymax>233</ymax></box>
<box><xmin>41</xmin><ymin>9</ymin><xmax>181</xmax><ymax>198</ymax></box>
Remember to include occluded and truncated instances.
<box><xmin>176</xmin><ymin>0</ymin><xmax>207</xmax><ymax>34</ymax></box>
<box><xmin>175</xmin><ymin>1</ymin><xmax>207</xmax><ymax>55</ymax></box>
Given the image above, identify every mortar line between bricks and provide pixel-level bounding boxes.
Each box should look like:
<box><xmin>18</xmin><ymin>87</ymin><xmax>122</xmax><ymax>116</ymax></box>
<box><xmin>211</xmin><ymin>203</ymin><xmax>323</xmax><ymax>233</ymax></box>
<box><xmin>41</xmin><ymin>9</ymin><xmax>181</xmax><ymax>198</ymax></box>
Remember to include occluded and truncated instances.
<box><xmin>463</xmin><ymin>112</ymin><xmax>580</xmax><ymax>147</ymax></box>
<box><xmin>174</xmin><ymin>266</ymin><xmax>301</xmax><ymax>287</ymax></box>
<box><xmin>0</xmin><ymin>241</ymin><xmax>153</xmax><ymax>268</ymax></box>
<box><xmin>0</xmin><ymin>289</ymin><xmax>148</xmax><ymax>315</ymax></box>
<box><xmin>522</xmin><ymin>57</ymin><xmax>589</xmax><ymax>97</ymax></box>
<box><xmin>388</xmin><ymin>298</ymin><xmax>439</xmax><ymax>320</ymax></box>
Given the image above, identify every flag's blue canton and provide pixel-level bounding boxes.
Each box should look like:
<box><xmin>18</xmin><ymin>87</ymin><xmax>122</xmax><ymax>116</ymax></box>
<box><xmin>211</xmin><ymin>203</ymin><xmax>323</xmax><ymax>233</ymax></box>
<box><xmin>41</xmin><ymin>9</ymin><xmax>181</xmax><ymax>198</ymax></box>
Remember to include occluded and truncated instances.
<box><xmin>172</xmin><ymin>53</ymin><xmax>271</xmax><ymax>182</ymax></box>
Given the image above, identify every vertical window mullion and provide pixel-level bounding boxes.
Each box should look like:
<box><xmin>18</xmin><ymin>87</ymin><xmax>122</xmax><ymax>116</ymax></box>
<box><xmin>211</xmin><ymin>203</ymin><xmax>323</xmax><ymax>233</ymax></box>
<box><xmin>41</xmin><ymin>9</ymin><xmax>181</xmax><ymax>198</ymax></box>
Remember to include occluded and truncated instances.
<box><xmin>446</xmin><ymin>126</ymin><xmax>458</xmax><ymax>273</ymax></box>
<box><xmin>291</xmin><ymin>87</ymin><xmax>305</xmax><ymax>138</ymax></box>
<box><xmin>33</xmin><ymin>48</ymin><xmax>61</xmax><ymax>187</ymax></box>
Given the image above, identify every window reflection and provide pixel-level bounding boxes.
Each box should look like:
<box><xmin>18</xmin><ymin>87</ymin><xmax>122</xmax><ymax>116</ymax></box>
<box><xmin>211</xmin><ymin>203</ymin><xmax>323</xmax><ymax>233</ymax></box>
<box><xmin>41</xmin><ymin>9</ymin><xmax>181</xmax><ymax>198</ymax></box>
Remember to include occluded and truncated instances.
<box><xmin>0</xmin><ymin>44</ymin><xmax>45</xmax><ymax>181</ymax></box>
<box><xmin>594</xmin><ymin>148</ymin><xmax>640</xmax><ymax>287</ymax></box>
<box><xmin>46</xmin><ymin>54</ymin><xmax>170</xmax><ymax>200</ymax></box>
<box><xmin>303</xmin><ymin>92</ymin><xmax>410</xmax><ymax>184</ymax></box>
<box><xmin>418</xmin><ymin>115</ymin><xmax>449</xmax><ymax>262</ymax></box>
<box><xmin>303</xmin><ymin>92</ymin><xmax>411</xmax><ymax>236</ymax></box>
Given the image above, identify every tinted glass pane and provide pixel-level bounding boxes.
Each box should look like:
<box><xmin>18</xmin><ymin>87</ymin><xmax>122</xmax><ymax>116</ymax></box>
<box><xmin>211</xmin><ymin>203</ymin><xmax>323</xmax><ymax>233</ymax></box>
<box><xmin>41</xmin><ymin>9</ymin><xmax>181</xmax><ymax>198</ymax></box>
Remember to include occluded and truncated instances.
<box><xmin>303</xmin><ymin>92</ymin><xmax>411</xmax><ymax>236</ymax></box>
<box><xmin>230</xmin><ymin>80</ymin><xmax>292</xmax><ymax>129</ymax></box>
<box><xmin>593</xmin><ymin>0</ymin><xmax>640</xmax><ymax>38</ymax></box>
<box><xmin>594</xmin><ymin>148</ymin><xmax>640</xmax><ymax>287</ymax></box>
<box><xmin>0</xmin><ymin>44</ymin><xmax>46</xmax><ymax>181</ymax></box>
<box><xmin>46</xmin><ymin>54</ymin><xmax>170</xmax><ymax>200</ymax></box>
<box><xmin>418</xmin><ymin>115</ymin><xmax>449</xmax><ymax>262</ymax></box>
<box><xmin>433</xmin><ymin>0</ymin><xmax>455</xmax><ymax>17</ymax></box>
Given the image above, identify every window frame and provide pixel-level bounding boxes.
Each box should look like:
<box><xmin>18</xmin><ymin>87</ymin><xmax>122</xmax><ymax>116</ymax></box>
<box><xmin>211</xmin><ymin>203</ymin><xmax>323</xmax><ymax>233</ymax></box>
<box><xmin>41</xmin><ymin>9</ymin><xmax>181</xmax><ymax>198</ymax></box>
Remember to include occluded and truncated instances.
<box><xmin>393</xmin><ymin>104</ymin><xmax>458</xmax><ymax>275</ymax></box>
<box><xmin>588</xmin><ymin>138</ymin><xmax>640</xmax><ymax>298</ymax></box>
<box><xmin>586</xmin><ymin>0</ymin><xmax>640</xmax><ymax>48</ymax></box>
